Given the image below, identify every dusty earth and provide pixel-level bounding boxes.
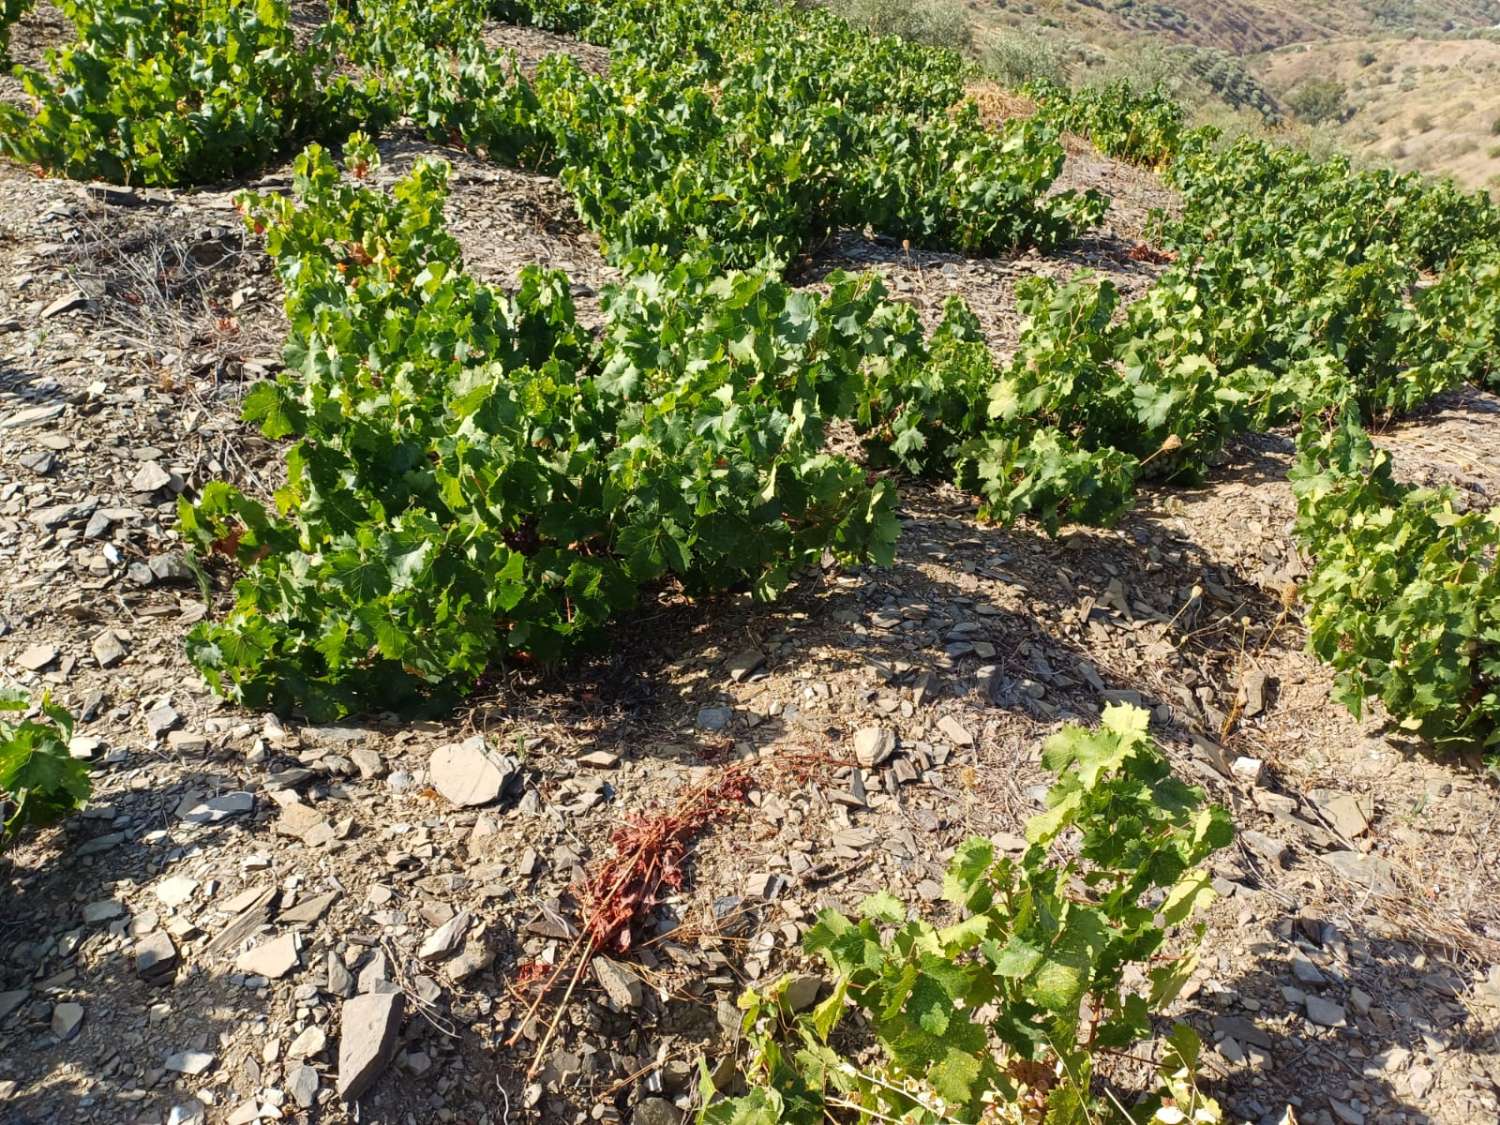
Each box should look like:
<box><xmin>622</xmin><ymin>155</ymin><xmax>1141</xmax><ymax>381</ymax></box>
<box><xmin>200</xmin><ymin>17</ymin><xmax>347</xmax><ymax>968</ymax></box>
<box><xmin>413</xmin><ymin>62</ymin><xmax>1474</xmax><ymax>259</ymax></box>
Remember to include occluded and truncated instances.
<box><xmin>1</xmin><ymin>12</ymin><xmax>1499</xmax><ymax>1125</ymax></box>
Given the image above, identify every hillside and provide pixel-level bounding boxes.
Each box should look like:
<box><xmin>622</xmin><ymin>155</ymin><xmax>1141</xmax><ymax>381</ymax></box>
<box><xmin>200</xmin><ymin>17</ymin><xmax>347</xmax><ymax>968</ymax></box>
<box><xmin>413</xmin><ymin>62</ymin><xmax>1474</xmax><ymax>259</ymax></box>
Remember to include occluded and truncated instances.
<box><xmin>973</xmin><ymin>0</ymin><xmax>1500</xmax><ymax>54</ymax></box>
<box><xmin>1253</xmin><ymin>35</ymin><xmax>1500</xmax><ymax>190</ymax></box>
<box><xmin>967</xmin><ymin>0</ymin><xmax>1500</xmax><ymax>191</ymax></box>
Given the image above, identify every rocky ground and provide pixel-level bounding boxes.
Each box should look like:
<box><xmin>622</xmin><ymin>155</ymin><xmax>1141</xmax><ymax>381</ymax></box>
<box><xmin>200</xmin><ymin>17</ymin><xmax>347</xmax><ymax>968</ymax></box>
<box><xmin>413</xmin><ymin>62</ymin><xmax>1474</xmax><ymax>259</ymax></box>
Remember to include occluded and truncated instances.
<box><xmin>2</xmin><ymin>13</ymin><xmax>1500</xmax><ymax>1125</ymax></box>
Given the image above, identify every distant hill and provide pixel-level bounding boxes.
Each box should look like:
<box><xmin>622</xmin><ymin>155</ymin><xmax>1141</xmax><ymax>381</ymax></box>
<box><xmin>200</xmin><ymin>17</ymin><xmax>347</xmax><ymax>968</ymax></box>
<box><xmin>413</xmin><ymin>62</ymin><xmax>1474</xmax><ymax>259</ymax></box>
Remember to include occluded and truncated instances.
<box><xmin>964</xmin><ymin>0</ymin><xmax>1500</xmax><ymax>192</ymax></box>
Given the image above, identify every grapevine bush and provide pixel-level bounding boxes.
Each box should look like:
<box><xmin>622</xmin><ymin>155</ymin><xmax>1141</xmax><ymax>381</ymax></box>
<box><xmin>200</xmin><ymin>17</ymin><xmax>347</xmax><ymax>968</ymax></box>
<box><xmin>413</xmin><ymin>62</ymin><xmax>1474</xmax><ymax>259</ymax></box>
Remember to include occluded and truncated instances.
<box><xmin>1026</xmin><ymin>78</ymin><xmax>1186</xmax><ymax>168</ymax></box>
<box><xmin>1</xmin><ymin>692</ymin><xmax>88</xmax><ymax>850</ymax></box>
<box><xmin>0</xmin><ymin>0</ymin><xmax>355</xmax><ymax>185</ymax></box>
<box><xmin>183</xmin><ymin>139</ymin><xmax>906</xmax><ymax>719</ymax></box>
<box><xmin>1291</xmin><ymin>393</ymin><xmax>1500</xmax><ymax>754</ymax></box>
<box><xmin>706</xmin><ymin>705</ymin><xmax>1232</xmax><ymax>1123</ymax></box>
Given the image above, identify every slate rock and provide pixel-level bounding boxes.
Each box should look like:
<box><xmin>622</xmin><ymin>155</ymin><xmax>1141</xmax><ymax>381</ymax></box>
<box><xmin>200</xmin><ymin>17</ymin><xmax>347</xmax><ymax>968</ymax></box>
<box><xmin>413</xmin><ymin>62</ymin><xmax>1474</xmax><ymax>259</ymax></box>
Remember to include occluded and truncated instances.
<box><xmin>937</xmin><ymin>716</ymin><xmax>975</xmax><ymax>747</ymax></box>
<box><xmin>634</xmin><ymin>1098</ymin><xmax>684</xmax><ymax>1125</ymax></box>
<box><xmin>235</xmin><ymin>933</ymin><xmax>300</xmax><ymax>980</ymax></box>
<box><xmin>337</xmin><ymin>991</ymin><xmax>405</xmax><ymax>1101</ymax></box>
<box><xmin>91</xmin><ymin>630</ymin><xmax>128</xmax><ymax>668</ymax></box>
<box><xmin>288</xmin><ymin>1063</ymin><xmax>319</xmax><ymax>1109</ymax></box>
<box><xmin>326</xmin><ymin>952</ymin><xmax>356</xmax><ymax>999</ymax></box>
<box><xmin>148</xmin><ymin>552</ymin><xmax>193</xmax><ymax>581</ymax></box>
<box><xmin>418</xmin><ymin>910</ymin><xmax>472</xmax><ymax>961</ymax></box>
<box><xmin>0</xmin><ymin>403</ymin><xmax>65</xmax><ymax>430</ymax></box>
<box><xmin>279</xmin><ymin>892</ymin><xmax>337</xmax><ymax>927</ymax></box>
<box><xmin>724</xmin><ymin>649</ymin><xmax>765</xmax><ymax>682</ymax></box>
<box><xmin>696</xmin><ymin>705</ymin><xmax>733</xmax><ymax>732</ymax></box>
<box><xmin>135</xmin><ymin>931</ymin><xmax>179</xmax><ymax>983</ymax></box>
<box><xmin>16</xmin><ymin>643</ymin><xmax>58</xmax><ymax>672</ymax></box>
<box><xmin>429</xmin><ymin>736</ymin><xmax>519</xmax><ymax>808</ymax></box>
<box><xmin>782</xmin><ymin>974</ymin><xmax>821</xmax><ymax>1012</ymax></box>
<box><xmin>145</xmin><ymin>703</ymin><xmax>180</xmax><ymax>737</ymax></box>
<box><xmin>165</xmin><ymin>1050</ymin><xmax>216</xmax><ymax>1076</ymax></box>
<box><xmin>1321</xmin><ymin>850</ymin><xmax>1397</xmax><ymax>895</ymax></box>
<box><xmin>1305</xmin><ymin>994</ymin><xmax>1347</xmax><ymax>1028</ymax></box>
<box><xmin>82</xmin><ymin>899</ymin><xmax>125</xmax><ymax>923</ymax></box>
<box><xmin>593</xmin><ymin>956</ymin><xmax>643</xmax><ymax>1008</ymax></box>
<box><xmin>288</xmin><ymin>1025</ymin><xmax>327</xmax><ymax>1059</ymax></box>
<box><xmin>51</xmin><ymin>1002</ymin><xmax>84</xmax><ymax>1040</ymax></box>
<box><xmin>852</xmin><ymin>726</ymin><xmax>896</xmax><ymax>768</ymax></box>
<box><xmin>178</xmin><ymin>791</ymin><xmax>253</xmax><ymax>825</ymax></box>
<box><xmin>0</xmin><ymin>990</ymin><xmax>29</xmax><ymax>1023</ymax></box>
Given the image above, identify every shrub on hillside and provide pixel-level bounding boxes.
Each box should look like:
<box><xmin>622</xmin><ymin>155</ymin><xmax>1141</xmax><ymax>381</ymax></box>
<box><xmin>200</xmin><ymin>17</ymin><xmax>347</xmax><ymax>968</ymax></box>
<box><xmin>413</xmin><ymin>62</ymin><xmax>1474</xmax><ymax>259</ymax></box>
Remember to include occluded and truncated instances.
<box><xmin>983</xmin><ymin>27</ymin><xmax>1068</xmax><ymax>88</ymax></box>
<box><xmin>1286</xmin><ymin>78</ymin><xmax>1349</xmax><ymax>125</ymax></box>
<box><xmin>825</xmin><ymin>0</ymin><xmax>972</xmax><ymax>52</ymax></box>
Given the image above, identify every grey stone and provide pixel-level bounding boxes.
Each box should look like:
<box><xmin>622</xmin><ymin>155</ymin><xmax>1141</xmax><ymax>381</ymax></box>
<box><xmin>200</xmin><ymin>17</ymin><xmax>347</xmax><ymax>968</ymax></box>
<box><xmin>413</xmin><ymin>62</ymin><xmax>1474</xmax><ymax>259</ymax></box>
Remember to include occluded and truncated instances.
<box><xmin>51</xmin><ymin>1002</ymin><xmax>84</xmax><ymax>1040</ymax></box>
<box><xmin>0</xmin><ymin>403</ymin><xmax>65</xmax><ymax>430</ymax></box>
<box><xmin>1242</xmin><ymin>669</ymin><xmax>1269</xmax><ymax>717</ymax></box>
<box><xmin>148</xmin><ymin>552</ymin><xmax>193</xmax><ymax>581</ymax></box>
<box><xmin>165</xmin><ymin>1050</ymin><xmax>216</xmax><ymax>1076</ymax></box>
<box><xmin>577</xmin><ymin>750</ymin><xmax>619</xmax><ymax>769</ymax></box>
<box><xmin>327</xmin><ymin>952</ymin><xmax>355</xmax><ymax>998</ymax></box>
<box><xmin>275</xmin><ymin>800</ymin><xmax>331</xmax><ymax>842</ymax></box>
<box><xmin>90</xmin><ymin>630</ymin><xmax>127</xmax><ymax>668</ymax></box>
<box><xmin>279</xmin><ymin>892</ymin><xmax>337</xmax><ymax>927</ymax></box>
<box><xmin>288</xmin><ymin>1025</ymin><xmax>327</xmax><ymax>1059</ymax></box>
<box><xmin>782</xmin><ymin>975</ymin><xmax>821</xmax><ymax>1012</ymax></box>
<box><xmin>1242</xmin><ymin>830</ymin><xmax>1291</xmax><ymax>869</ymax></box>
<box><xmin>1291</xmin><ymin>956</ymin><xmax>1326</xmax><ymax>986</ymax></box>
<box><xmin>1305</xmin><ymin>994</ymin><xmax>1347</xmax><ymax>1028</ymax></box>
<box><xmin>82</xmin><ymin>899</ymin><xmax>125</xmax><ymax>923</ymax></box>
<box><xmin>444</xmin><ymin>938</ymin><xmax>493</xmax><ymax>983</ymax></box>
<box><xmin>303</xmin><ymin>724</ymin><xmax>372</xmax><ymax>746</ymax></box>
<box><xmin>1211</xmin><ymin>1015</ymin><xmax>1272</xmax><ymax>1049</ymax></box>
<box><xmin>145</xmin><ymin>703</ymin><xmax>180</xmax><ymax>738</ymax></box>
<box><xmin>135</xmin><ymin>931</ymin><xmax>179</xmax><ymax>983</ymax></box>
<box><xmin>166</xmin><ymin>1103</ymin><xmax>206</xmax><ymax>1125</ymax></box>
<box><xmin>204</xmin><ymin>885</ymin><xmax>277</xmax><ymax>958</ymax></box>
<box><xmin>696</xmin><ymin>705</ymin><xmax>733</xmax><ymax>732</ymax></box>
<box><xmin>1408</xmin><ymin>1065</ymin><xmax>1434</xmax><ymax>1099</ymax></box>
<box><xmin>178</xmin><ymin>791</ymin><xmax>253</xmax><ymax>825</ymax></box>
<box><xmin>852</xmin><ymin>726</ymin><xmax>896</xmax><ymax>768</ymax></box>
<box><xmin>357</xmin><ymin>950</ymin><xmax>391</xmax><ymax>995</ymax></box>
<box><xmin>350</xmin><ymin>747</ymin><xmax>385</xmax><ymax>779</ymax></box>
<box><xmin>1321</xmin><ymin>850</ymin><xmax>1398</xmax><ymax>895</ymax></box>
<box><xmin>429</xmin><ymin>736</ymin><xmax>519</xmax><ymax>808</ymax></box>
<box><xmin>337</xmin><ymin>991</ymin><xmax>404</xmax><ymax>1100</ymax></box>
<box><xmin>633</xmin><ymin>1097</ymin><xmax>683</xmax><ymax>1125</ymax></box>
<box><xmin>235</xmin><ymin>933</ymin><xmax>300</xmax><ymax>980</ymax></box>
<box><xmin>16</xmin><ymin>643</ymin><xmax>58</xmax><ymax>672</ymax></box>
<box><xmin>1309</xmin><ymin>790</ymin><xmax>1372</xmax><ymax>839</ymax></box>
<box><xmin>725</xmin><ymin>649</ymin><xmax>765</xmax><ymax>682</ymax></box>
<box><xmin>288</xmin><ymin>1063</ymin><xmax>319</xmax><ymax>1108</ymax></box>
<box><xmin>130</xmin><ymin>462</ymin><xmax>173</xmax><ymax>493</ymax></box>
<box><xmin>0</xmin><ymin>990</ymin><xmax>28</xmax><ymax>1022</ymax></box>
<box><xmin>40</xmin><ymin>292</ymin><xmax>89</xmax><ymax>319</ymax></box>
<box><xmin>593</xmin><ymin>957</ymin><xmax>643</xmax><ymax>1008</ymax></box>
<box><xmin>418</xmin><ymin>910</ymin><xmax>472</xmax><ymax>961</ymax></box>
<box><xmin>936</xmin><ymin>716</ymin><xmax>974</xmax><ymax>747</ymax></box>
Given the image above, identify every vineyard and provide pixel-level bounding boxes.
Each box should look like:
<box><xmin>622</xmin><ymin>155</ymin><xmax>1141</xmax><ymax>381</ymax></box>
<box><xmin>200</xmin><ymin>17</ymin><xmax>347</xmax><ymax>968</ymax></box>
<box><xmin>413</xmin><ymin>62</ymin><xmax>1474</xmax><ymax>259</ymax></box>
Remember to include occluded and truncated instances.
<box><xmin>1</xmin><ymin>1</ymin><xmax>1499</xmax><ymax>1123</ymax></box>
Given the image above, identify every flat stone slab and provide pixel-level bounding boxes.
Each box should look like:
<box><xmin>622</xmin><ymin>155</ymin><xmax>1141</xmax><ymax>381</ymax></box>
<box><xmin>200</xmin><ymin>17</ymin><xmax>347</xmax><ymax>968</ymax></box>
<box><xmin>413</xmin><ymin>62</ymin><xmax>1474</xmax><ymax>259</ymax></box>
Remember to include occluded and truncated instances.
<box><xmin>235</xmin><ymin>933</ymin><xmax>300</xmax><ymax>980</ymax></box>
<box><xmin>429</xmin><ymin>736</ymin><xmax>517</xmax><ymax>808</ymax></box>
<box><xmin>337</xmin><ymin>991</ymin><xmax>404</xmax><ymax>1101</ymax></box>
<box><xmin>51</xmin><ymin>1002</ymin><xmax>84</xmax><ymax>1040</ymax></box>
